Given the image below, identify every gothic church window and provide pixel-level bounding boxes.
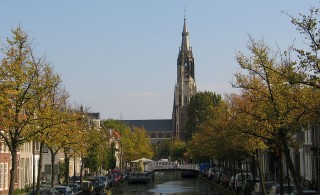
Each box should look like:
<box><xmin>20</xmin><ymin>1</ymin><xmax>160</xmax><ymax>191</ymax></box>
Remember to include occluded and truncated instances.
<box><xmin>184</xmin><ymin>96</ymin><xmax>188</xmax><ymax>105</ymax></box>
<box><xmin>184</xmin><ymin>61</ymin><xmax>188</xmax><ymax>77</ymax></box>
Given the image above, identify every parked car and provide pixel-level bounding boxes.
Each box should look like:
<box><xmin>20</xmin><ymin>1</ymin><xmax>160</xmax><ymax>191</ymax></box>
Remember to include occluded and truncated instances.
<box><xmin>54</xmin><ymin>185</ymin><xmax>75</xmax><ymax>195</ymax></box>
<box><xmin>88</xmin><ymin>178</ymin><xmax>105</xmax><ymax>195</ymax></box>
<box><xmin>229</xmin><ymin>176</ymin><xmax>235</xmax><ymax>190</ymax></box>
<box><xmin>252</xmin><ymin>181</ymin><xmax>276</xmax><ymax>195</ymax></box>
<box><xmin>70</xmin><ymin>175</ymin><xmax>83</xmax><ymax>182</ymax></box>
<box><xmin>95</xmin><ymin>176</ymin><xmax>109</xmax><ymax>189</ymax></box>
<box><xmin>122</xmin><ymin>171</ymin><xmax>128</xmax><ymax>181</ymax></box>
<box><xmin>207</xmin><ymin>168</ymin><xmax>215</xmax><ymax>179</ymax></box>
<box><xmin>111</xmin><ymin>170</ymin><xmax>124</xmax><ymax>183</ymax></box>
<box><xmin>107</xmin><ymin>174</ymin><xmax>115</xmax><ymax>187</ymax></box>
<box><xmin>112</xmin><ymin>173</ymin><xmax>121</xmax><ymax>186</ymax></box>
<box><xmin>269</xmin><ymin>183</ymin><xmax>296</xmax><ymax>195</ymax></box>
<box><xmin>242</xmin><ymin>179</ymin><xmax>260</xmax><ymax>195</ymax></box>
<box><xmin>75</xmin><ymin>180</ymin><xmax>94</xmax><ymax>195</ymax></box>
<box><xmin>27</xmin><ymin>187</ymin><xmax>59</xmax><ymax>195</ymax></box>
<box><xmin>68</xmin><ymin>183</ymin><xmax>83</xmax><ymax>195</ymax></box>
<box><xmin>220</xmin><ymin>173</ymin><xmax>230</xmax><ymax>188</ymax></box>
<box><xmin>234</xmin><ymin>172</ymin><xmax>253</xmax><ymax>192</ymax></box>
<box><xmin>216</xmin><ymin>172</ymin><xmax>223</xmax><ymax>184</ymax></box>
<box><xmin>300</xmin><ymin>190</ymin><xmax>320</xmax><ymax>194</ymax></box>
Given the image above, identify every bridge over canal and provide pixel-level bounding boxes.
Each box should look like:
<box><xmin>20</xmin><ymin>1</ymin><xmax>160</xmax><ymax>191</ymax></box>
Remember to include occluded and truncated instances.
<box><xmin>145</xmin><ymin>161</ymin><xmax>200</xmax><ymax>178</ymax></box>
<box><xmin>128</xmin><ymin>162</ymin><xmax>200</xmax><ymax>184</ymax></box>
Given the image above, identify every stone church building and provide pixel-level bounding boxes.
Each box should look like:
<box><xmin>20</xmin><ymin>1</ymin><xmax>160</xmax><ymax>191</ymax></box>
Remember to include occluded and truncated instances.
<box><xmin>124</xmin><ymin>18</ymin><xmax>197</xmax><ymax>142</ymax></box>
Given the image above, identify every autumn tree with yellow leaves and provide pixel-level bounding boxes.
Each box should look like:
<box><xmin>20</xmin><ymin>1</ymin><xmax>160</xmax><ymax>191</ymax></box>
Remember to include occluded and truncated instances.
<box><xmin>0</xmin><ymin>26</ymin><xmax>67</xmax><ymax>194</ymax></box>
<box><xmin>102</xmin><ymin>120</ymin><xmax>153</xmax><ymax>170</ymax></box>
<box><xmin>231</xmin><ymin>37</ymin><xmax>313</xmax><ymax>195</ymax></box>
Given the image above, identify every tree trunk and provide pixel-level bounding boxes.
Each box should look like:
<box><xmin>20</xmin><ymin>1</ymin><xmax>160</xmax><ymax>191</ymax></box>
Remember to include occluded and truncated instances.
<box><xmin>49</xmin><ymin>147</ymin><xmax>55</xmax><ymax>187</ymax></box>
<box><xmin>36</xmin><ymin>142</ymin><xmax>45</xmax><ymax>194</ymax></box>
<box><xmin>279</xmin><ymin>153</ymin><xmax>284</xmax><ymax>195</ymax></box>
<box><xmin>256</xmin><ymin>150</ymin><xmax>266</xmax><ymax>195</ymax></box>
<box><xmin>283</xmin><ymin>145</ymin><xmax>303</xmax><ymax>195</ymax></box>
<box><xmin>48</xmin><ymin>146</ymin><xmax>60</xmax><ymax>187</ymax></box>
<box><xmin>64</xmin><ymin>148</ymin><xmax>70</xmax><ymax>185</ymax></box>
<box><xmin>80</xmin><ymin>155</ymin><xmax>84</xmax><ymax>184</ymax></box>
<box><xmin>8</xmin><ymin>147</ymin><xmax>18</xmax><ymax>195</ymax></box>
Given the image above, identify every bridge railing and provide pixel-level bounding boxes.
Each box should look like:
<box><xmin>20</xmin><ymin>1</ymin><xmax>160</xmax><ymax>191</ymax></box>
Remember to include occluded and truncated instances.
<box><xmin>145</xmin><ymin>162</ymin><xmax>199</xmax><ymax>172</ymax></box>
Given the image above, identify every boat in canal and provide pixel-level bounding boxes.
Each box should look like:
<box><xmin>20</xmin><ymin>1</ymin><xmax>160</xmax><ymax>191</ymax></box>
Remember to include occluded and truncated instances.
<box><xmin>127</xmin><ymin>171</ymin><xmax>154</xmax><ymax>184</ymax></box>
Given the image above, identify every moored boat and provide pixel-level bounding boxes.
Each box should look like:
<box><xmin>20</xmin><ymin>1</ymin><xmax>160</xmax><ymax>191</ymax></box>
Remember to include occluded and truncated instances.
<box><xmin>127</xmin><ymin>171</ymin><xmax>154</xmax><ymax>184</ymax></box>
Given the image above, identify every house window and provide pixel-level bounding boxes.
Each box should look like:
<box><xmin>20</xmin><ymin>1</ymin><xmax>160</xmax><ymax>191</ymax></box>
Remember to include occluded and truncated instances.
<box><xmin>0</xmin><ymin>143</ymin><xmax>8</xmax><ymax>153</ymax></box>
<box><xmin>42</xmin><ymin>145</ymin><xmax>49</xmax><ymax>153</ymax></box>
<box><xmin>0</xmin><ymin>163</ymin><xmax>8</xmax><ymax>190</ymax></box>
<box><xmin>35</xmin><ymin>142</ymin><xmax>40</xmax><ymax>151</ymax></box>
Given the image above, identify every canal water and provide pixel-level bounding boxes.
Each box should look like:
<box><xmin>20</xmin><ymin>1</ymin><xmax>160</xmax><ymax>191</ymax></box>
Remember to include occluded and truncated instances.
<box><xmin>108</xmin><ymin>171</ymin><xmax>220</xmax><ymax>195</ymax></box>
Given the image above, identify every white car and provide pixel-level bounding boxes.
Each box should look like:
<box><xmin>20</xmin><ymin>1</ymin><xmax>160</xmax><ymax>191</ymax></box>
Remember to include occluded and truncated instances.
<box><xmin>234</xmin><ymin>172</ymin><xmax>252</xmax><ymax>192</ymax></box>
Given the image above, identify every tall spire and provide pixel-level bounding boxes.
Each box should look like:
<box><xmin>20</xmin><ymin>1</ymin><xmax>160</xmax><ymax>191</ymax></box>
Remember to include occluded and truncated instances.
<box><xmin>181</xmin><ymin>18</ymin><xmax>191</xmax><ymax>51</ymax></box>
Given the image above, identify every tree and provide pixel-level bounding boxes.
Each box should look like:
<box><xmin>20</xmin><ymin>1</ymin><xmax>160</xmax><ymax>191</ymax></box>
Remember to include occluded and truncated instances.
<box><xmin>102</xmin><ymin>119</ymin><xmax>128</xmax><ymax>170</ymax></box>
<box><xmin>0</xmin><ymin>26</ymin><xmax>65</xmax><ymax>194</ymax></box>
<box><xmin>130</xmin><ymin>127</ymin><xmax>154</xmax><ymax>160</ymax></box>
<box><xmin>288</xmin><ymin>7</ymin><xmax>320</xmax><ymax>89</ymax></box>
<box><xmin>103</xmin><ymin>120</ymin><xmax>154</xmax><ymax>167</ymax></box>
<box><xmin>231</xmin><ymin>37</ymin><xmax>311</xmax><ymax>194</ymax></box>
<box><xmin>169</xmin><ymin>138</ymin><xmax>186</xmax><ymax>162</ymax></box>
<box><xmin>33</xmin><ymin>80</ymin><xmax>69</xmax><ymax>191</ymax></box>
<box><xmin>185</xmin><ymin>91</ymin><xmax>222</xmax><ymax>141</ymax></box>
<box><xmin>153</xmin><ymin>140</ymin><xmax>170</xmax><ymax>160</ymax></box>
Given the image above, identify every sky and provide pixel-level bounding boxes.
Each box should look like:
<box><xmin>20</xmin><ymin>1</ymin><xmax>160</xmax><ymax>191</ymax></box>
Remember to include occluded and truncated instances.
<box><xmin>0</xmin><ymin>1</ymin><xmax>316</xmax><ymax>120</ymax></box>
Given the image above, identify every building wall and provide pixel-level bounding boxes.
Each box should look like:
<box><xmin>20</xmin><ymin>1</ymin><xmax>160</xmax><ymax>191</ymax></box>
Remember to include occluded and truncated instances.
<box><xmin>0</xmin><ymin>142</ymin><xmax>10</xmax><ymax>195</ymax></box>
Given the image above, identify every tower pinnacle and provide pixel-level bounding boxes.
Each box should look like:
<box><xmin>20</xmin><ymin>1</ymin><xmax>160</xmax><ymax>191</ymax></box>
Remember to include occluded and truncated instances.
<box><xmin>181</xmin><ymin>18</ymin><xmax>190</xmax><ymax>51</ymax></box>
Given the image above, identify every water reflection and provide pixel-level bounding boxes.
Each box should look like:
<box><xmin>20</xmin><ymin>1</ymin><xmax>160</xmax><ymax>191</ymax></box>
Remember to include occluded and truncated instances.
<box><xmin>109</xmin><ymin>171</ymin><xmax>217</xmax><ymax>195</ymax></box>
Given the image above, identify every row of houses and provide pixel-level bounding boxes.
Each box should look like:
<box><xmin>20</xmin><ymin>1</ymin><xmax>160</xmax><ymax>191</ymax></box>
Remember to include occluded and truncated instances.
<box><xmin>0</xmin><ymin>112</ymin><xmax>123</xmax><ymax>195</ymax></box>
<box><xmin>213</xmin><ymin>124</ymin><xmax>320</xmax><ymax>190</ymax></box>
<box><xmin>0</xmin><ymin>140</ymin><xmax>69</xmax><ymax>194</ymax></box>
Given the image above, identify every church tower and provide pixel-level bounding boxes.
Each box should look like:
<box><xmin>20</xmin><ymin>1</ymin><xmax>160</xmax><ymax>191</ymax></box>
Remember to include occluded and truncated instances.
<box><xmin>173</xmin><ymin>18</ymin><xmax>197</xmax><ymax>141</ymax></box>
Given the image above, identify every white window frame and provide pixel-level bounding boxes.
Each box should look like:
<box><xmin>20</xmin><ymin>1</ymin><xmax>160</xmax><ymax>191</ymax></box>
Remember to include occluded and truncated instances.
<box><xmin>0</xmin><ymin>143</ymin><xmax>9</xmax><ymax>153</ymax></box>
<box><xmin>0</xmin><ymin>163</ymin><xmax>8</xmax><ymax>190</ymax></box>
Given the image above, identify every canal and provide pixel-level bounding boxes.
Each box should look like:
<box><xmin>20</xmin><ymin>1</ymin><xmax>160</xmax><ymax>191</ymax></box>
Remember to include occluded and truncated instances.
<box><xmin>107</xmin><ymin>171</ymin><xmax>233</xmax><ymax>195</ymax></box>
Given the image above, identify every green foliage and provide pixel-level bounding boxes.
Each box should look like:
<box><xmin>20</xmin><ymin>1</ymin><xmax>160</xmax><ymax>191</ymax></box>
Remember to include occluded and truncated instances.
<box><xmin>185</xmin><ymin>91</ymin><xmax>222</xmax><ymax>141</ymax></box>
<box><xmin>153</xmin><ymin>140</ymin><xmax>170</xmax><ymax>160</ymax></box>
<box><xmin>58</xmin><ymin>161</ymin><xmax>66</xmax><ymax>180</ymax></box>
<box><xmin>13</xmin><ymin>188</ymin><xmax>26</xmax><ymax>194</ymax></box>
<box><xmin>169</xmin><ymin>139</ymin><xmax>186</xmax><ymax>161</ymax></box>
<box><xmin>108</xmin><ymin>142</ymin><xmax>117</xmax><ymax>170</ymax></box>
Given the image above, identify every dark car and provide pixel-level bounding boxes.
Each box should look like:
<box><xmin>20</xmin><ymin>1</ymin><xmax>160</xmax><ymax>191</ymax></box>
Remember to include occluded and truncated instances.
<box><xmin>111</xmin><ymin>170</ymin><xmax>124</xmax><ymax>183</ymax></box>
<box><xmin>88</xmin><ymin>178</ymin><xmax>105</xmax><ymax>195</ymax></box>
<box><xmin>70</xmin><ymin>175</ymin><xmax>83</xmax><ymax>182</ymax></box>
<box><xmin>75</xmin><ymin>180</ymin><xmax>94</xmax><ymax>195</ymax></box>
<box><xmin>53</xmin><ymin>186</ymin><xmax>75</xmax><ymax>195</ymax></box>
<box><xmin>242</xmin><ymin>179</ymin><xmax>260</xmax><ymax>195</ymax></box>
<box><xmin>269</xmin><ymin>183</ymin><xmax>297</xmax><ymax>195</ymax></box>
<box><xmin>107</xmin><ymin>174</ymin><xmax>115</xmax><ymax>188</ymax></box>
<box><xmin>112</xmin><ymin>173</ymin><xmax>121</xmax><ymax>186</ymax></box>
<box><xmin>95</xmin><ymin>176</ymin><xmax>109</xmax><ymax>189</ymax></box>
<box><xmin>301</xmin><ymin>190</ymin><xmax>320</xmax><ymax>194</ymax></box>
<box><xmin>27</xmin><ymin>187</ymin><xmax>59</xmax><ymax>195</ymax></box>
<box><xmin>68</xmin><ymin>183</ymin><xmax>83</xmax><ymax>195</ymax></box>
<box><xmin>252</xmin><ymin>181</ymin><xmax>276</xmax><ymax>195</ymax></box>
